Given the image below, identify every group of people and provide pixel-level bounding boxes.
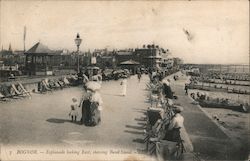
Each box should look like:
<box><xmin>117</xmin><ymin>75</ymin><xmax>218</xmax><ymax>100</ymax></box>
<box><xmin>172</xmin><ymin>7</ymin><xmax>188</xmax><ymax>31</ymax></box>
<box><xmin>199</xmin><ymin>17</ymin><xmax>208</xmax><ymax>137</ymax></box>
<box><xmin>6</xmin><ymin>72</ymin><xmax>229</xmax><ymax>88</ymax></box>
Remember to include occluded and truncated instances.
<box><xmin>145</xmin><ymin>72</ymin><xmax>185</xmax><ymax>160</ymax></box>
<box><xmin>69</xmin><ymin>75</ymin><xmax>103</xmax><ymax>126</ymax></box>
<box><xmin>68</xmin><ymin>71</ymin><xmax>129</xmax><ymax>126</ymax></box>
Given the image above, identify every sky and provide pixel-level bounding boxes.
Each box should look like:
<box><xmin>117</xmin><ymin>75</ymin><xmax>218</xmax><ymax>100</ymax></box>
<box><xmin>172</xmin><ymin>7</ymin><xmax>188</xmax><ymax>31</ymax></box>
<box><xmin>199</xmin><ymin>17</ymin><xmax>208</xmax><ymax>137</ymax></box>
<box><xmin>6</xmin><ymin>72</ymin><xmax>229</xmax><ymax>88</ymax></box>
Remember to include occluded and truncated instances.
<box><xmin>0</xmin><ymin>0</ymin><xmax>249</xmax><ymax>64</ymax></box>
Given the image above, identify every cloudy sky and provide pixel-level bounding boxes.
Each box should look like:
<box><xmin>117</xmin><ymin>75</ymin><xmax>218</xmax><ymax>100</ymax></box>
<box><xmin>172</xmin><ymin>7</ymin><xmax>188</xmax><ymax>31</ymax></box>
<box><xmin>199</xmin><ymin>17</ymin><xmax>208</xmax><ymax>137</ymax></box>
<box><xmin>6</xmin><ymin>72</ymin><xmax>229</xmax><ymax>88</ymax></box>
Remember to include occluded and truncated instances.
<box><xmin>0</xmin><ymin>0</ymin><xmax>249</xmax><ymax>64</ymax></box>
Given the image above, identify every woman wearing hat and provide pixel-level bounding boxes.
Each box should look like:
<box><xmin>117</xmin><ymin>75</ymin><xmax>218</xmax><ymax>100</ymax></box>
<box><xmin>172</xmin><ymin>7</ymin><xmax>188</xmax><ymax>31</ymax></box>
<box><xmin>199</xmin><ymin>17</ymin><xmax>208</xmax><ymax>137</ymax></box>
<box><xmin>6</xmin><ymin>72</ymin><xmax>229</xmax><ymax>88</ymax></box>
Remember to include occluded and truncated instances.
<box><xmin>162</xmin><ymin>80</ymin><xmax>174</xmax><ymax>99</ymax></box>
<box><xmin>80</xmin><ymin>81</ymin><xmax>103</xmax><ymax>126</ymax></box>
<box><xmin>120</xmin><ymin>78</ymin><xmax>127</xmax><ymax>96</ymax></box>
<box><xmin>164</xmin><ymin>105</ymin><xmax>184</xmax><ymax>142</ymax></box>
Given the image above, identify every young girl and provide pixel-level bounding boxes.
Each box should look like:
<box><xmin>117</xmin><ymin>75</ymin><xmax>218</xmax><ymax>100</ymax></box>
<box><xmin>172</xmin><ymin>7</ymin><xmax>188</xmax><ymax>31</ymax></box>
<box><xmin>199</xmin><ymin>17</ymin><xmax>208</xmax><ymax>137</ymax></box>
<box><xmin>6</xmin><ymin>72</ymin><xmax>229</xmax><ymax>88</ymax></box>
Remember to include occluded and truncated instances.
<box><xmin>69</xmin><ymin>98</ymin><xmax>78</xmax><ymax>122</ymax></box>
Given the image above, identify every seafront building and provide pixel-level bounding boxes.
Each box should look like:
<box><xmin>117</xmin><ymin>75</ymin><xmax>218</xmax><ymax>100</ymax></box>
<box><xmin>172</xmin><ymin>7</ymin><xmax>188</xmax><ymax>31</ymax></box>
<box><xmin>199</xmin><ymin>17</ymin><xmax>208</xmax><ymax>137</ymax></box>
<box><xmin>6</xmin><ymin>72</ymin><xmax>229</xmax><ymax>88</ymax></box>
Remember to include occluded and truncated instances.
<box><xmin>0</xmin><ymin>42</ymin><xmax>181</xmax><ymax>77</ymax></box>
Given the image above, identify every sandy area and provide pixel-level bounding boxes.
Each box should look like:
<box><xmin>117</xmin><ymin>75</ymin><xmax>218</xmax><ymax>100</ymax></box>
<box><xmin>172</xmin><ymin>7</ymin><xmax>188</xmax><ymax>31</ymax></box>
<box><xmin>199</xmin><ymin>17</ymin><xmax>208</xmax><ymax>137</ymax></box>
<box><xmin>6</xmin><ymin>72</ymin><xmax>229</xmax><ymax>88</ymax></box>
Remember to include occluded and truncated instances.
<box><xmin>204</xmin><ymin>108</ymin><xmax>249</xmax><ymax>144</ymax></box>
<box><xmin>189</xmin><ymin>88</ymin><xmax>249</xmax><ymax>154</ymax></box>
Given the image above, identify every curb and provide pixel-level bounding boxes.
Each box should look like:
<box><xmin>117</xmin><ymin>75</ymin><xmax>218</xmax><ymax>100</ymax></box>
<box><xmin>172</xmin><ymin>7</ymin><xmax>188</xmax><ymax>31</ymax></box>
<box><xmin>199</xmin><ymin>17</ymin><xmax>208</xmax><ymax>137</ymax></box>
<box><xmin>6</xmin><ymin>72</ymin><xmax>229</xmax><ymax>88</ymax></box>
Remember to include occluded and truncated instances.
<box><xmin>180</xmin><ymin>126</ymin><xmax>194</xmax><ymax>153</ymax></box>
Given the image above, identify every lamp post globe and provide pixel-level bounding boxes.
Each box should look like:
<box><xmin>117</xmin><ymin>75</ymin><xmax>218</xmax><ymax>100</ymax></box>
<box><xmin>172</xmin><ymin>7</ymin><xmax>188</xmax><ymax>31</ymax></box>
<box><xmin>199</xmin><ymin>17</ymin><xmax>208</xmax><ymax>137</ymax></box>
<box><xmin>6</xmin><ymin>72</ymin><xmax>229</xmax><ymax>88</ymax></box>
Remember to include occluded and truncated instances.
<box><xmin>74</xmin><ymin>33</ymin><xmax>82</xmax><ymax>73</ymax></box>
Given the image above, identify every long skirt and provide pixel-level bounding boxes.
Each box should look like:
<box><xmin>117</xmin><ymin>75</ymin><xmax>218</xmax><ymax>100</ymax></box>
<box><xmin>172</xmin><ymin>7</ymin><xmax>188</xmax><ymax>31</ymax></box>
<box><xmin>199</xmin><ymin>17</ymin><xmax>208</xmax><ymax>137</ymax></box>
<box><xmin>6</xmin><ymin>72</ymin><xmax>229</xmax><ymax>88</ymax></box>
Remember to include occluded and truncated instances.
<box><xmin>81</xmin><ymin>99</ymin><xmax>91</xmax><ymax>125</ymax></box>
<box><xmin>89</xmin><ymin>102</ymin><xmax>101</xmax><ymax>126</ymax></box>
<box><xmin>121</xmin><ymin>84</ymin><xmax>127</xmax><ymax>96</ymax></box>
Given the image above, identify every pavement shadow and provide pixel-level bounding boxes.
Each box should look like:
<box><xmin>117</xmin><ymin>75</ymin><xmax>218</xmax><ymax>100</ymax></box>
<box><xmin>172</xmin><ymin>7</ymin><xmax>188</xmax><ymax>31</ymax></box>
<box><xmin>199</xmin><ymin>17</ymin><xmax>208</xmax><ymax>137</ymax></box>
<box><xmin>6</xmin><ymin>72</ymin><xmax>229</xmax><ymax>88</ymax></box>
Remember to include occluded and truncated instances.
<box><xmin>132</xmin><ymin>138</ymin><xmax>145</xmax><ymax>144</ymax></box>
<box><xmin>46</xmin><ymin>118</ymin><xmax>80</xmax><ymax>125</ymax></box>
<box><xmin>135</xmin><ymin>117</ymin><xmax>147</xmax><ymax>122</ymax></box>
<box><xmin>124</xmin><ymin>130</ymin><xmax>144</xmax><ymax>135</ymax></box>
<box><xmin>132</xmin><ymin>108</ymin><xmax>147</xmax><ymax>112</ymax></box>
<box><xmin>137</xmin><ymin>122</ymin><xmax>146</xmax><ymax>126</ymax></box>
<box><xmin>125</xmin><ymin>125</ymin><xmax>144</xmax><ymax>130</ymax></box>
<box><xmin>133</xmin><ymin>110</ymin><xmax>147</xmax><ymax>114</ymax></box>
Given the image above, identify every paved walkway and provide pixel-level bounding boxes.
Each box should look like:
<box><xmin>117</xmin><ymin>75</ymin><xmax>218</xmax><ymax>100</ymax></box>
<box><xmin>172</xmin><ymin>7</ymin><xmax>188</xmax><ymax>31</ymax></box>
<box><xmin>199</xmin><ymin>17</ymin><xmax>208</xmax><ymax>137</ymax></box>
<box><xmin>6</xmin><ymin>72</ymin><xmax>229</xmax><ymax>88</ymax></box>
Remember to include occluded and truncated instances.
<box><xmin>0</xmin><ymin>75</ymin><xmax>157</xmax><ymax>161</ymax></box>
<box><xmin>169</xmin><ymin>72</ymin><xmax>247</xmax><ymax>160</ymax></box>
<box><xmin>0</xmin><ymin>75</ymin><xmax>150</xmax><ymax>149</ymax></box>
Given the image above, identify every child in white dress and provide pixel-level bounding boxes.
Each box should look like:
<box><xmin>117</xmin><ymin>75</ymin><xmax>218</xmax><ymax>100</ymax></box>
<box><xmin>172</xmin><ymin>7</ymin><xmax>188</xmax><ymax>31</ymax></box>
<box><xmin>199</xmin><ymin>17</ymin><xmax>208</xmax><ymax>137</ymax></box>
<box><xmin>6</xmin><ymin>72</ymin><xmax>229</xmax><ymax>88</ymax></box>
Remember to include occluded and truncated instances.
<box><xmin>69</xmin><ymin>98</ymin><xmax>78</xmax><ymax>122</ymax></box>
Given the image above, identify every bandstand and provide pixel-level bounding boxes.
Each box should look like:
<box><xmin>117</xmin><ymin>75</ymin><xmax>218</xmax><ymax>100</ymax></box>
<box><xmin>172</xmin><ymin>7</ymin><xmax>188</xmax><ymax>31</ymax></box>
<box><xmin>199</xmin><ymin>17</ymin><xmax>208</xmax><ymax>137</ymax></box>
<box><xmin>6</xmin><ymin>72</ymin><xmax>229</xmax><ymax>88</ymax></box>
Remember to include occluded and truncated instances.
<box><xmin>25</xmin><ymin>42</ymin><xmax>55</xmax><ymax>76</ymax></box>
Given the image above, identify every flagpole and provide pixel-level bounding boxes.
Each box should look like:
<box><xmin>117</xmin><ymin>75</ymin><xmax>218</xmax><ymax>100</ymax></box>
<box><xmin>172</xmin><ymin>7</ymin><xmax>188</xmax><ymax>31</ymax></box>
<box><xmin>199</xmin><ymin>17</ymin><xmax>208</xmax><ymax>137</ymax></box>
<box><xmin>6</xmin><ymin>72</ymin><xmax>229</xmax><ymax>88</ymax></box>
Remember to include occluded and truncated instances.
<box><xmin>24</xmin><ymin>26</ymin><xmax>26</xmax><ymax>52</ymax></box>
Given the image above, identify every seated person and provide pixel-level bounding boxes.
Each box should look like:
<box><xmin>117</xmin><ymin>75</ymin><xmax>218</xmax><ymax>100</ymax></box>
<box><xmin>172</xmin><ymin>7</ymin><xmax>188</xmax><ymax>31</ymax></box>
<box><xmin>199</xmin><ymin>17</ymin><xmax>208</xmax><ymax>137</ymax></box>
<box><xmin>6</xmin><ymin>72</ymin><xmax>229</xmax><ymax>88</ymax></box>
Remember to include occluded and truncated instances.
<box><xmin>150</xmin><ymin>106</ymin><xmax>184</xmax><ymax>142</ymax></box>
<box><xmin>164</xmin><ymin>106</ymin><xmax>184</xmax><ymax>142</ymax></box>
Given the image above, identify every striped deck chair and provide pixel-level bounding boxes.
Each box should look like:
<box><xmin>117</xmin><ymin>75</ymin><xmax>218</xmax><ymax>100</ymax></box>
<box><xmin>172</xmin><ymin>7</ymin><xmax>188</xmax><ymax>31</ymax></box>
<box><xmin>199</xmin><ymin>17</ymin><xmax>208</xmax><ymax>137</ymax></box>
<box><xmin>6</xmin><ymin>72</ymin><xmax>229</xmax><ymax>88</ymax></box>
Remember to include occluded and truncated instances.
<box><xmin>57</xmin><ymin>80</ymin><xmax>65</xmax><ymax>88</ymax></box>
<box><xmin>54</xmin><ymin>80</ymin><xmax>61</xmax><ymax>88</ymax></box>
<box><xmin>41</xmin><ymin>80</ymin><xmax>52</xmax><ymax>92</ymax></box>
<box><xmin>11</xmin><ymin>84</ymin><xmax>24</xmax><ymax>96</ymax></box>
<box><xmin>17</xmin><ymin>82</ymin><xmax>31</xmax><ymax>97</ymax></box>
<box><xmin>142</xmin><ymin>108</ymin><xmax>164</xmax><ymax>151</ymax></box>
<box><xmin>144</xmin><ymin>107</ymin><xmax>176</xmax><ymax>153</ymax></box>
<box><xmin>48</xmin><ymin>79</ymin><xmax>60</xmax><ymax>89</ymax></box>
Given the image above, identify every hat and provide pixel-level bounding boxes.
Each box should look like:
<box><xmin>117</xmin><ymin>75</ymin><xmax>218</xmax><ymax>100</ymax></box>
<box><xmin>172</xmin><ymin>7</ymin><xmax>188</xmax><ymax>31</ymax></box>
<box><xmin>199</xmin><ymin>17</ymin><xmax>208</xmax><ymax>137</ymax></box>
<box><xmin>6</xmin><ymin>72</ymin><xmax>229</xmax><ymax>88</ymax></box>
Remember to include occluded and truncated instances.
<box><xmin>173</xmin><ymin>105</ymin><xmax>184</xmax><ymax>113</ymax></box>
<box><xmin>162</xmin><ymin>79</ymin><xmax>170</xmax><ymax>86</ymax></box>
<box><xmin>72</xmin><ymin>98</ymin><xmax>77</xmax><ymax>102</ymax></box>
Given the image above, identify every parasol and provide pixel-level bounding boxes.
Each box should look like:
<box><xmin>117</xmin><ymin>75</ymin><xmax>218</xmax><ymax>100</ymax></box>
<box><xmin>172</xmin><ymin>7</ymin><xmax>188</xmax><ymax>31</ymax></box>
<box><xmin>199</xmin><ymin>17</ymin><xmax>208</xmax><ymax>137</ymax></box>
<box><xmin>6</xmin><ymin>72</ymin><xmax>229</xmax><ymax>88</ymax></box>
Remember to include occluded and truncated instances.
<box><xmin>86</xmin><ymin>81</ymin><xmax>101</xmax><ymax>91</ymax></box>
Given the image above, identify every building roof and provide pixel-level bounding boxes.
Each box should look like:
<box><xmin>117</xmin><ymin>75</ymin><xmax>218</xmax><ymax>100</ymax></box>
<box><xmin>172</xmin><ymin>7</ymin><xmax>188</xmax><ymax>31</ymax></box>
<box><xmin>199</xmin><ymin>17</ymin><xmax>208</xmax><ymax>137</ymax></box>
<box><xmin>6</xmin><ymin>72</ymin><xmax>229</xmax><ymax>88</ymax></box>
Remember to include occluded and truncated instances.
<box><xmin>120</xmin><ymin>59</ymin><xmax>140</xmax><ymax>65</ymax></box>
<box><xmin>25</xmin><ymin>42</ymin><xmax>54</xmax><ymax>55</ymax></box>
<box><xmin>116</xmin><ymin>51</ymin><xmax>133</xmax><ymax>56</ymax></box>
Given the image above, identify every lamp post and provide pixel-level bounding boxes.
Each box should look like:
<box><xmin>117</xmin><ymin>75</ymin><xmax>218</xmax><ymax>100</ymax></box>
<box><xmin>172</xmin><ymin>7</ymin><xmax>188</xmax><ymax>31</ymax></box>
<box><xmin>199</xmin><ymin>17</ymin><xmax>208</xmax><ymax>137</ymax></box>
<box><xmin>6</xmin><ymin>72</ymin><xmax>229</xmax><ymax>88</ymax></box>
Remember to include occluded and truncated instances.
<box><xmin>74</xmin><ymin>33</ymin><xmax>82</xmax><ymax>73</ymax></box>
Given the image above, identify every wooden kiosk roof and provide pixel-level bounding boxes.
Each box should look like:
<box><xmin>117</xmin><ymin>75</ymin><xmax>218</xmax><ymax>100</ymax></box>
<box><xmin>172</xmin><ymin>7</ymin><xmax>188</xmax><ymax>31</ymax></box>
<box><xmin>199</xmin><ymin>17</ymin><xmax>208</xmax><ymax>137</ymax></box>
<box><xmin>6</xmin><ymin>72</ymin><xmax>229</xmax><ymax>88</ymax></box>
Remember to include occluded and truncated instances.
<box><xmin>25</xmin><ymin>42</ymin><xmax>55</xmax><ymax>56</ymax></box>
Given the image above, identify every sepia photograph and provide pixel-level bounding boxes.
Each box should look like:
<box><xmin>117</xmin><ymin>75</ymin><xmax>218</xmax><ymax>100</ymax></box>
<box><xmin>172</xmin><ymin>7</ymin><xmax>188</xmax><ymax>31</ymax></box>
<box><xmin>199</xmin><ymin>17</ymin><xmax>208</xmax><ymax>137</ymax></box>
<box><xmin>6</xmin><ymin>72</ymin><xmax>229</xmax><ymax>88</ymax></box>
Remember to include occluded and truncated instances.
<box><xmin>0</xmin><ymin>0</ymin><xmax>249</xmax><ymax>160</ymax></box>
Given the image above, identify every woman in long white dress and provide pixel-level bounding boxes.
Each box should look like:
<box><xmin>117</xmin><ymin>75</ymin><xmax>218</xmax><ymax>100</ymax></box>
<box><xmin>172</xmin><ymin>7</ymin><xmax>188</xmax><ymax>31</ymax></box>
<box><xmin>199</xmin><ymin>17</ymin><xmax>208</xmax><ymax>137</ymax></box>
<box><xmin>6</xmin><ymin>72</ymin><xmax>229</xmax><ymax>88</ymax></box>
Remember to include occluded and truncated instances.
<box><xmin>121</xmin><ymin>78</ymin><xmax>127</xmax><ymax>96</ymax></box>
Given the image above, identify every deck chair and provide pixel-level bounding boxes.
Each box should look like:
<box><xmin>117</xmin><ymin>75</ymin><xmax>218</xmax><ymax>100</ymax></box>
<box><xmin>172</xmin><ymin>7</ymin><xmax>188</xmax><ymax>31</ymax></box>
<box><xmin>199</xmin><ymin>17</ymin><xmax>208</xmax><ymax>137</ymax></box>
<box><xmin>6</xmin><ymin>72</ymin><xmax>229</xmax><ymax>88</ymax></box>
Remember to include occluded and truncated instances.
<box><xmin>155</xmin><ymin>140</ymin><xmax>184</xmax><ymax>160</ymax></box>
<box><xmin>143</xmin><ymin>108</ymin><xmax>164</xmax><ymax>150</ymax></box>
<box><xmin>149</xmin><ymin>94</ymin><xmax>159</xmax><ymax>108</ymax></box>
<box><xmin>54</xmin><ymin>80</ymin><xmax>61</xmax><ymax>88</ymax></box>
<box><xmin>0</xmin><ymin>85</ymin><xmax>13</xmax><ymax>98</ymax></box>
<box><xmin>147</xmin><ymin>108</ymin><xmax>163</xmax><ymax>126</ymax></box>
<box><xmin>57</xmin><ymin>80</ymin><xmax>65</xmax><ymax>88</ymax></box>
<box><xmin>40</xmin><ymin>80</ymin><xmax>52</xmax><ymax>92</ymax></box>
<box><xmin>53</xmin><ymin>79</ymin><xmax>61</xmax><ymax>88</ymax></box>
<box><xmin>0</xmin><ymin>92</ymin><xmax>4</xmax><ymax>98</ymax></box>
<box><xmin>67</xmin><ymin>75</ymin><xmax>78</xmax><ymax>86</ymax></box>
<box><xmin>43</xmin><ymin>78</ymin><xmax>54</xmax><ymax>90</ymax></box>
<box><xmin>49</xmin><ymin>79</ymin><xmax>61</xmax><ymax>89</ymax></box>
<box><xmin>63</xmin><ymin>77</ymin><xmax>70</xmax><ymax>85</ymax></box>
<box><xmin>11</xmin><ymin>84</ymin><xmax>24</xmax><ymax>96</ymax></box>
<box><xmin>145</xmin><ymin>107</ymin><xmax>175</xmax><ymax>152</ymax></box>
<box><xmin>17</xmin><ymin>82</ymin><xmax>31</xmax><ymax>97</ymax></box>
<box><xmin>0</xmin><ymin>91</ymin><xmax>9</xmax><ymax>101</ymax></box>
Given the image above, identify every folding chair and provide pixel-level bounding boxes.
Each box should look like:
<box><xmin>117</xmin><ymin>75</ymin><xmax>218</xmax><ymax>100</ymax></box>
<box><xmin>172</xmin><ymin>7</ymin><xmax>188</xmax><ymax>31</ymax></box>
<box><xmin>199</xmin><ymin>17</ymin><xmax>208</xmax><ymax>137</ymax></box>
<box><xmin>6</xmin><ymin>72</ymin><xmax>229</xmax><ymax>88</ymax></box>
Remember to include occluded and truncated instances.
<box><xmin>39</xmin><ymin>80</ymin><xmax>52</xmax><ymax>92</ymax></box>
<box><xmin>17</xmin><ymin>82</ymin><xmax>31</xmax><ymax>97</ymax></box>
<box><xmin>0</xmin><ymin>91</ymin><xmax>8</xmax><ymax>101</ymax></box>
<box><xmin>155</xmin><ymin>139</ymin><xmax>185</xmax><ymax>160</ymax></box>
<box><xmin>63</xmin><ymin>77</ymin><xmax>70</xmax><ymax>86</ymax></box>
<box><xmin>11</xmin><ymin>84</ymin><xmax>24</xmax><ymax>97</ymax></box>
<box><xmin>0</xmin><ymin>85</ymin><xmax>14</xmax><ymax>98</ymax></box>
<box><xmin>143</xmin><ymin>108</ymin><xmax>164</xmax><ymax>151</ymax></box>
